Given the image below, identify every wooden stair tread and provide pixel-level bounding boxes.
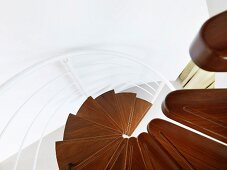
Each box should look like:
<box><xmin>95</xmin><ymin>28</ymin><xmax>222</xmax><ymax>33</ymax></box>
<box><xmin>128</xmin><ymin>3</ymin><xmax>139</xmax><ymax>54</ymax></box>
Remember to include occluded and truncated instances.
<box><xmin>56</xmin><ymin>136</ymin><xmax>119</xmax><ymax>170</ymax></box>
<box><xmin>76</xmin><ymin>96</ymin><xmax>121</xmax><ymax>133</ymax></box>
<box><xmin>128</xmin><ymin>98</ymin><xmax>152</xmax><ymax>135</ymax></box>
<box><xmin>56</xmin><ymin>89</ymin><xmax>227</xmax><ymax>170</ymax></box>
<box><xmin>63</xmin><ymin>114</ymin><xmax>121</xmax><ymax>140</ymax></box>
<box><xmin>106</xmin><ymin>138</ymin><xmax>128</xmax><ymax>170</ymax></box>
<box><xmin>148</xmin><ymin>119</ymin><xmax>227</xmax><ymax>169</ymax></box>
<box><xmin>116</xmin><ymin>92</ymin><xmax>136</xmax><ymax>135</ymax></box>
<box><xmin>126</xmin><ymin>137</ymin><xmax>147</xmax><ymax>170</ymax></box>
<box><xmin>162</xmin><ymin>89</ymin><xmax>227</xmax><ymax>143</ymax></box>
<box><xmin>190</xmin><ymin>10</ymin><xmax>227</xmax><ymax>72</ymax></box>
<box><xmin>73</xmin><ymin>137</ymin><xmax>123</xmax><ymax>170</ymax></box>
<box><xmin>56</xmin><ymin>91</ymin><xmax>153</xmax><ymax>170</ymax></box>
<box><xmin>95</xmin><ymin>90</ymin><xmax>124</xmax><ymax>133</ymax></box>
<box><xmin>138</xmin><ymin>132</ymin><xmax>181</xmax><ymax>170</ymax></box>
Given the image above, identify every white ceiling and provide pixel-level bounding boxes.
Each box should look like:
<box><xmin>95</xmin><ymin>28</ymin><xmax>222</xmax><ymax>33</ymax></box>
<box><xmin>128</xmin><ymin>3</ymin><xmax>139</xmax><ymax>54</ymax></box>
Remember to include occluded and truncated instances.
<box><xmin>0</xmin><ymin>0</ymin><xmax>208</xmax><ymax>85</ymax></box>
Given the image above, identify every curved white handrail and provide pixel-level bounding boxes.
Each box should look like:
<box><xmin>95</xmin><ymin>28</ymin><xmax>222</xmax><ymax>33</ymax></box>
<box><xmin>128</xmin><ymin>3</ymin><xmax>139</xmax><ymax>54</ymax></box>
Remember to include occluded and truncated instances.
<box><xmin>76</xmin><ymin>61</ymin><xmax>158</xmax><ymax>94</ymax></box>
<box><xmin>0</xmin><ymin>49</ymin><xmax>175</xmax><ymax>169</ymax></box>
<box><xmin>0</xmin><ymin>49</ymin><xmax>174</xmax><ymax>95</ymax></box>
<box><xmin>13</xmin><ymin>83</ymin><xmax>81</xmax><ymax>170</ymax></box>
<box><xmin>0</xmin><ymin>72</ymin><xmax>71</xmax><ymax>141</ymax></box>
<box><xmin>13</xmin><ymin>70</ymin><xmax>157</xmax><ymax>169</ymax></box>
<box><xmin>14</xmin><ymin>69</ymin><xmax>150</xmax><ymax>170</ymax></box>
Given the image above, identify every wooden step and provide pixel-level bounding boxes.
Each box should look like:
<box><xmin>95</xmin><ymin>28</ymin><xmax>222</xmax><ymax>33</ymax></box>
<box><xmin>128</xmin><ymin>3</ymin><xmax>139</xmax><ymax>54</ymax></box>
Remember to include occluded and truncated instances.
<box><xmin>105</xmin><ymin>138</ymin><xmax>128</xmax><ymax>170</ymax></box>
<box><xmin>148</xmin><ymin>119</ymin><xmax>227</xmax><ymax>169</ymax></box>
<box><xmin>73</xmin><ymin>137</ymin><xmax>123</xmax><ymax>170</ymax></box>
<box><xmin>76</xmin><ymin>96</ymin><xmax>122</xmax><ymax>133</ymax></box>
<box><xmin>126</xmin><ymin>137</ymin><xmax>147</xmax><ymax>170</ymax></box>
<box><xmin>57</xmin><ymin>89</ymin><xmax>227</xmax><ymax>170</ymax></box>
<box><xmin>138</xmin><ymin>132</ymin><xmax>181</xmax><ymax>169</ymax></box>
<box><xmin>190</xmin><ymin>10</ymin><xmax>227</xmax><ymax>71</ymax></box>
<box><xmin>162</xmin><ymin>89</ymin><xmax>227</xmax><ymax>143</ymax></box>
<box><xmin>95</xmin><ymin>90</ymin><xmax>124</xmax><ymax>133</ymax></box>
<box><xmin>63</xmin><ymin>114</ymin><xmax>121</xmax><ymax>140</ymax></box>
<box><xmin>127</xmin><ymin>98</ymin><xmax>152</xmax><ymax>135</ymax></box>
<box><xmin>116</xmin><ymin>93</ymin><xmax>136</xmax><ymax>134</ymax></box>
<box><xmin>56</xmin><ymin>136</ymin><xmax>119</xmax><ymax>170</ymax></box>
<box><xmin>56</xmin><ymin>91</ymin><xmax>153</xmax><ymax>170</ymax></box>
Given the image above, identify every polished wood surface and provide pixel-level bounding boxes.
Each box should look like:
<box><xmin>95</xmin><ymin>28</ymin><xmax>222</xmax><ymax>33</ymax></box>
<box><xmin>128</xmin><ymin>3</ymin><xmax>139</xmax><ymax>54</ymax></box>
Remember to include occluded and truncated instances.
<box><xmin>73</xmin><ymin>138</ymin><xmax>123</xmax><ymax>170</ymax></box>
<box><xmin>126</xmin><ymin>137</ymin><xmax>147</xmax><ymax>170</ymax></box>
<box><xmin>148</xmin><ymin>119</ymin><xmax>227</xmax><ymax>169</ymax></box>
<box><xmin>162</xmin><ymin>89</ymin><xmax>227</xmax><ymax>143</ymax></box>
<box><xmin>105</xmin><ymin>138</ymin><xmax>128</xmax><ymax>170</ymax></box>
<box><xmin>138</xmin><ymin>132</ymin><xmax>181</xmax><ymax>170</ymax></box>
<box><xmin>190</xmin><ymin>10</ymin><xmax>227</xmax><ymax>71</ymax></box>
<box><xmin>128</xmin><ymin>98</ymin><xmax>152</xmax><ymax>135</ymax></box>
<box><xmin>107</xmin><ymin>139</ymin><xmax>128</xmax><ymax>170</ymax></box>
<box><xmin>116</xmin><ymin>93</ymin><xmax>136</xmax><ymax>134</ymax></box>
<box><xmin>56</xmin><ymin>136</ymin><xmax>119</xmax><ymax>170</ymax></box>
<box><xmin>63</xmin><ymin>114</ymin><xmax>121</xmax><ymax>140</ymax></box>
<box><xmin>96</xmin><ymin>90</ymin><xmax>124</xmax><ymax>133</ymax></box>
<box><xmin>56</xmin><ymin>90</ymin><xmax>152</xmax><ymax>170</ymax></box>
<box><xmin>56</xmin><ymin>89</ymin><xmax>227</xmax><ymax>169</ymax></box>
<box><xmin>76</xmin><ymin>96</ymin><xmax>121</xmax><ymax>133</ymax></box>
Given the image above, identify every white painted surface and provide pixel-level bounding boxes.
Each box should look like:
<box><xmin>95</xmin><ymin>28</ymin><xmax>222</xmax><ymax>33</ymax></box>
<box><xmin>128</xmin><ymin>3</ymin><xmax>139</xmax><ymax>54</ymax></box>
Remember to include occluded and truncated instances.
<box><xmin>216</xmin><ymin>73</ymin><xmax>227</xmax><ymax>88</ymax></box>
<box><xmin>0</xmin><ymin>127</ymin><xmax>64</xmax><ymax>170</ymax></box>
<box><xmin>206</xmin><ymin>0</ymin><xmax>227</xmax><ymax>16</ymax></box>
<box><xmin>0</xmin><ymin>0</ymin><xmax>208</xmax><ymax>85</ymax></box>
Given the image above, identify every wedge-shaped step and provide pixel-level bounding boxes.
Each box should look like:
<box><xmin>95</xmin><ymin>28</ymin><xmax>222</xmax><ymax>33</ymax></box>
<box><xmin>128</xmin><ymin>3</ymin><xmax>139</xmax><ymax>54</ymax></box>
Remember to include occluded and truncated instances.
<box><xmin>106</xmin><ymin>138</ymin><xmax>128</xmax><ymax>170</ymax></box>
<box><xmin>76</xmin><ymin>96</ymin><xmax>121</xmax><ymax>133</ymax></box>
<box><xmin>116</xmin><ymin>93</ymin><xmax>136</xmax><ymax>134</ymax></box>
<box><xmin>162</xmin><ymin>89</ymin><xmax>227</xmax><ymax>143</ymax></box>
<box><xmin>148</xmin><ymin>119</ymin><xmax>227</xmax><ymax>169</ymax></box>
<box><xmin>138</xmin><ymin>133</ymin><xmax>181</xmax><ymax>169</ymax></box>
<box><xmin>56</xmin><ymin>91</ymin><xmax>154</xmax><ymax>169</ymax></box>
<box><xmin>96</xmin><ymin>90</ymin><xmax>124</xmax><ymax>133</ymax></box>
<box><xmin>73</xmin><ymin>138</ymin><xmax>123</xmax><ymax>170</ymax></box>
<box><xmin>126</xmin><ymin>137</ymin><xmax>146</xmax><ymax>170</ymax></box>
<box><xmin>56</xmin><ymin>136</ymin><xmax>119</xmax><ymax>170</ymax></box>
<box><xmin>128</xmin><ymin>98</ymin><xmax>152</xmax><ymax>135</ymax></box>
<box><xmin>63</xmin><ymin>114</ymin><xmax>121</xmax><ymax>140</ymax></box>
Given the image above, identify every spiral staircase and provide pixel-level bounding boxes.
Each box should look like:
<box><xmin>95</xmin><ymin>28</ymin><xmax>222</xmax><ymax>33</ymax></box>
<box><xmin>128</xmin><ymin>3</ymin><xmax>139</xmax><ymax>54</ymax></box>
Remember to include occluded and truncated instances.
<box><xmin>56</xmin><ymin>90</ymin><xmax>226</xmax><ymax>170</ymax></box>
<box><xmin>56</xmin><ymin>90</ymin><xmax>152</xmax><ymax>170</ymax></box>
<box><xmin>55</xmin><ymin>10</ymin><xmax>227</xmax><ymax>170</ymax></box>
<box><xmin>0</xmin><ymin>9</ymin><xmax>226</xmax><ymax>170</ymax></box>
<box><xmin>0</xmin><ymin>49</ymin><xmax>174</xmax><ymax>170</ymax></box>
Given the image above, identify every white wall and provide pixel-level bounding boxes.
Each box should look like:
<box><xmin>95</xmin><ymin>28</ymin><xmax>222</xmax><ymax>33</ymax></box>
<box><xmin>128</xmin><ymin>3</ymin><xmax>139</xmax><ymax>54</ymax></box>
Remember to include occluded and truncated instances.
<box><xmin>0</xmin><ymin>0</ymin><xmax>209</xmax><ymax>85</ymax></box>
<box><xmin>216</xmin><ymin>73</ymin><xmax>227</xmax><ymax>88</ymax></box>
<box><xmin>206</xmin><ymin>0</ymin><xmax>227</xmax><ymax>16</ymax></box>
<box><xmin>0</xmin><ymin>127</ymin><xmax>64</xmax><ymax>170</ymax></box>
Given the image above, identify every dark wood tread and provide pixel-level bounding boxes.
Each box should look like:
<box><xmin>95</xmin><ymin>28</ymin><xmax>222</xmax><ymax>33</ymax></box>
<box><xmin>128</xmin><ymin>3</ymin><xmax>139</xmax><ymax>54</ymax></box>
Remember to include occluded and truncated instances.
<box><xmin>56</xmin><ymin>90</ymin><xmax>227</xmax><ymax>170</ymax></box>
<box><xmin>162</xmin><ymin>89</ymin><xmax>227</xmax><ymax>143</ymax></box>
<box><xmin>190</xmin><ymin>10</ymin><xmax>227</xmax><ymax>71</ymax></box>
<box><xmin>148</xmin><ymin>119</ymin><xmax>227</xmax><ymax>169</ymax></box>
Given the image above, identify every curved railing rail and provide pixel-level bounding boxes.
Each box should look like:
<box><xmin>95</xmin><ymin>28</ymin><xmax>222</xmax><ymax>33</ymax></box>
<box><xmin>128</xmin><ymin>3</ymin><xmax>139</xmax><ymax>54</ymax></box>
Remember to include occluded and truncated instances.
<box><xmin>0</xmin><ymin>50</ymin><xmax>174</xmax><ymax>170</ymax></box>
